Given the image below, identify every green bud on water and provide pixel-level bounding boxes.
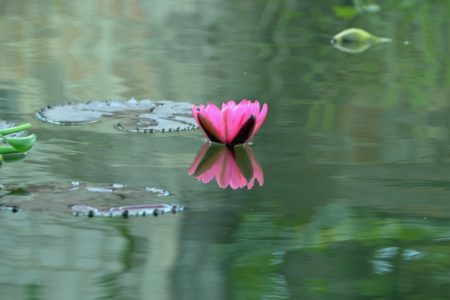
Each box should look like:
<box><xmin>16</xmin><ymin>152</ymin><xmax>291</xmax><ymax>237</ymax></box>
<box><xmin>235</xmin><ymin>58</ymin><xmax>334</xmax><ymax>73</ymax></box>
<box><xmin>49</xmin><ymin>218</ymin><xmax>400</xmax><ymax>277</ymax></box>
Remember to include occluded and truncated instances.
<box><xmin>331</xmin><ymin>28</ymin><xmax>392</xmax><ymax>54</ymax></box>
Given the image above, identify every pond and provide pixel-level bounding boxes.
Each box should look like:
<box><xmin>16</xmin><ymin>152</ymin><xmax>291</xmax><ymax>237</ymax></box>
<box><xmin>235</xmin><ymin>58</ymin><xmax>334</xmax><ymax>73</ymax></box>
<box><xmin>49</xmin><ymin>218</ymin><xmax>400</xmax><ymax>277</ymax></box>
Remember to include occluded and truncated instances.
<box><xmin>0</xmin><ymin>1</ymin><xmax>449</xmax><ymax>299</ymax></box>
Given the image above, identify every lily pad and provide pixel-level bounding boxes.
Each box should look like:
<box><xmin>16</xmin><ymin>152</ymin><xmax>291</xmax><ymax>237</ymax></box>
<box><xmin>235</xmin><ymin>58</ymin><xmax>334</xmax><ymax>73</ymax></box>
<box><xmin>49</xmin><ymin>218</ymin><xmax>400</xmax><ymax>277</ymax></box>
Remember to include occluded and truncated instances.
<box><xmin>70</xmin><ymin>203</ymin><xmax>183</xmax><ymax>218</ymax></box>
<box><xmin>0</xmin><ymin>181</ymin><xmax>184</xmax><ymax>217</ymax></box>
<box><xmin>36</xmin><ymin>98</ymin><xmax>198</xmax><ymax>133</ymax></box>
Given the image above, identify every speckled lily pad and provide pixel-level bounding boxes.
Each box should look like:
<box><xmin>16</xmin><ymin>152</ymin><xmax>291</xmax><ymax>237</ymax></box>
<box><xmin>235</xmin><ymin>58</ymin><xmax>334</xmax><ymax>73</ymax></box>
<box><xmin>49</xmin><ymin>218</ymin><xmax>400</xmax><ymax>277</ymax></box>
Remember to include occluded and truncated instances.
<box><xmin>70</xmin><ymin>203</ymin><xmax>183</xmax><ymax>218</ymax></box>
<box><xmin>36</xmin><ymin>98</ymin><xmax>198</xmax><ymax>133</ymax></box>
<box><xmin>0</xmin><ymin>181</ymin><xmax>184</xmax><ymax>217</ymax></box>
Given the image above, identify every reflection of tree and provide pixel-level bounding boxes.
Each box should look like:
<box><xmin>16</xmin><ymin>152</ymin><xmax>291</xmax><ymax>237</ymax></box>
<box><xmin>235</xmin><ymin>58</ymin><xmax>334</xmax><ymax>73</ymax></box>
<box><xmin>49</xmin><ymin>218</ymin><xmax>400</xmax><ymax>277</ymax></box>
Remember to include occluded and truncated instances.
<box><xmin>172</xmin><ymin>209</ymin><xmax>234</xmax><ymax>300</ymax></box>
<box><xmin>227</xmin><ymin>202</ymin><xmax>450</xmax><ymax>299</ymax></box>
<box><xmin>230</xmin><ymin>212</ymin><xmax>290</xmax><ymax>300</ymax></box>
<box><xmin>96</xmin><ymin>224</ymin><xmax>143</xmax><ymax>300</ymax></box>
<box><xmin>96</xmin><ymin>219</ymin><xmax>183</xmax><ymax>300</ymax></box>
<box><xmin>289</xmin><ymin>202</ymin><xmax>450</xmax><ymax>299</ymax></box>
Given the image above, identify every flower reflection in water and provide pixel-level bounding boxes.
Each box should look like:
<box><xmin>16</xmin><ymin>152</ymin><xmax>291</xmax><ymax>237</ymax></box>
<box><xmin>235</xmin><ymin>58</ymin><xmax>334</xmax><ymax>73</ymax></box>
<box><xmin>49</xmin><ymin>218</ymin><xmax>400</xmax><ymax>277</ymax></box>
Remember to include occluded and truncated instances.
<box><xmin>189</xmin><ymin>143</ymin><xmax>264</xmax><ymax>190</ymax></box>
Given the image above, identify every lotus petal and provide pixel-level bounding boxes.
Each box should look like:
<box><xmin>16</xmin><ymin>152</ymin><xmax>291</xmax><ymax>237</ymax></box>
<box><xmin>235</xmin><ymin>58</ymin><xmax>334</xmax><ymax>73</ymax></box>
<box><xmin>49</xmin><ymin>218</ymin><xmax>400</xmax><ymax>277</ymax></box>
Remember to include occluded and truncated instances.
<box><xmin>192</xmin><ymin>100</ymin><xmax>268</xmax><ymax>146</ymax></box>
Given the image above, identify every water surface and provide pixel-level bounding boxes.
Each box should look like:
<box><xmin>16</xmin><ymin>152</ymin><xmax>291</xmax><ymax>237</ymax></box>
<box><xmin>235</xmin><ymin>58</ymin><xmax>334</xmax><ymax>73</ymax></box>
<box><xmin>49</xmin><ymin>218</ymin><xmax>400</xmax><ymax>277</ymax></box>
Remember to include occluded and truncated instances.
<box><xmin>0</xmin><ymin>1</ymin><xmax>449</xmax><ymax>299</ymax></box>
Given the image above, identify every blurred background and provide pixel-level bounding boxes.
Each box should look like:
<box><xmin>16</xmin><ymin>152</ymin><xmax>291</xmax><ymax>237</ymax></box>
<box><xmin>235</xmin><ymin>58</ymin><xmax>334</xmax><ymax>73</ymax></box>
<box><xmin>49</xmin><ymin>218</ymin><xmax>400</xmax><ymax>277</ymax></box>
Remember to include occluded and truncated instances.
<box><xmin>0</xmin><ymin>0</ymin><xmax>449</xmax><ymax>299</ymax></box>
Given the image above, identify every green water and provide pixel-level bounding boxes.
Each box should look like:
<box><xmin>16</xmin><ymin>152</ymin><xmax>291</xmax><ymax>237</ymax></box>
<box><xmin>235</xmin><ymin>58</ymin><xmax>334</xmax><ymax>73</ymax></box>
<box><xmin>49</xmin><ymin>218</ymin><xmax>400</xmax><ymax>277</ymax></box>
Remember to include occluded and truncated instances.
<box><xmin>0</xmin><ymin>1</ymin><xmax>449</xmax><ymax>299</ymax></box>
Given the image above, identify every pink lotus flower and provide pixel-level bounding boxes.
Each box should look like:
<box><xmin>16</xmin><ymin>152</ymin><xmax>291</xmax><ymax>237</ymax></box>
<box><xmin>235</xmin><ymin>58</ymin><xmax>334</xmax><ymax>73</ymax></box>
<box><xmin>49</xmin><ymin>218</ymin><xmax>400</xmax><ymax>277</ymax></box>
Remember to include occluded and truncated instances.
<box><xmin>188</xmin><ymin>143</ymin><xmax>264</xmax><ymax>190</ymax></box>
<box><xmin>192</xmin><ymin>100</ymin><xmax>268</xmax><ymax>146</ymax></box>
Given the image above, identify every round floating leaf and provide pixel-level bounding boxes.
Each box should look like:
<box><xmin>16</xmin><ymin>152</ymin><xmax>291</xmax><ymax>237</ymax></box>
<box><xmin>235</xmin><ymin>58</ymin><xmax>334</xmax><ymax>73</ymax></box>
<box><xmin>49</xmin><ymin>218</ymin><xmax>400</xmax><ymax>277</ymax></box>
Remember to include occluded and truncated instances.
<box><xmin>70</xmin><ymin>203</ymin><xmax>184</xmax><ymax>218</ymax></box>
<box><xmin>36</xmin><ymin>98</ymin><xmax>198</xmax><ymax>133</ymax></box>
<box><xmin>0</xmin><ymin>181</ymin><xmax>180</xmax><ymax>216</ymax></box>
